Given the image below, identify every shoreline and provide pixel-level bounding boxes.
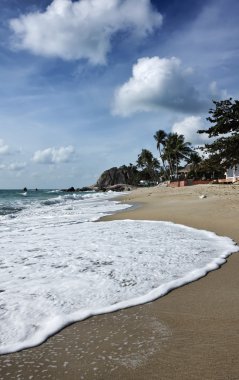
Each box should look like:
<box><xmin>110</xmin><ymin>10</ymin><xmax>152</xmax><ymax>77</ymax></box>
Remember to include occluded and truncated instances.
<box><xmin>106</xmin><ymin>184</ymin><xmax>239</xmax><ymax>240</ymax></box>
<box><xmin>1</xmin><ymin>184</ymin><xmax>239</xmax><ymax>379</ymax></box>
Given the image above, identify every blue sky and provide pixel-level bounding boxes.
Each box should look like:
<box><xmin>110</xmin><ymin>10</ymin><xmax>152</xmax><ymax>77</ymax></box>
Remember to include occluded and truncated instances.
<box><xmin>0</xmin><ymin>0</ymin><xmax>238</xmax><ymax>188</ymax></box>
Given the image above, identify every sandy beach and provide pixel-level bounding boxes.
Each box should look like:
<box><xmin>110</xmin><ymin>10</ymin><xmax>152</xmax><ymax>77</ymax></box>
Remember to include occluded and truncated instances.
<box><xmin>1</xmin><ymin>184</ymin><xmax>239</xmax><ymax>380</ymax></box>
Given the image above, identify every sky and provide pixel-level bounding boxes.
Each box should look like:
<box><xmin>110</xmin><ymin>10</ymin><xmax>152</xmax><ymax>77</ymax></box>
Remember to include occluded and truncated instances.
<box><xmin>0</xmin><ymin>0</ymin><xmax>238</xmax><ymax>188</ymax></box>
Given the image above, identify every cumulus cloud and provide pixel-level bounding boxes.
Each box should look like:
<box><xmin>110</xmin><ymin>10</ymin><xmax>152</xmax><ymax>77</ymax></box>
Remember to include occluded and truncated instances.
<box><xmin>9</xmin><ymin>0</ymin><xmax>162</xmax><ymax>64</ymax></box>
<box><xmin>0</xmin><ymin>139</ymin><xmax>10</xmax><ymax>155</ymax></box>
<box><xmin>172</xmin><ymin>116</ymin><xmax>209</xmax><ymax>145</ymax></box>
<box><xmin>113</xmin><ymin>56</ymin><xmax>205</xmax><ymax>116</ymax></box>
<box><xmin>32</xmin><ymin>145</ymin><xmax>75</xmax><ymax>164</ymax></box>
<box><xmin>209</xmin><ymin>81</ymin><xmax>228</xmax><ymax>99</ymax></box>
<box><xmin>8</xmin><ymin>162</ymin><xmax>27</xmax><ymax>171</ymax></box>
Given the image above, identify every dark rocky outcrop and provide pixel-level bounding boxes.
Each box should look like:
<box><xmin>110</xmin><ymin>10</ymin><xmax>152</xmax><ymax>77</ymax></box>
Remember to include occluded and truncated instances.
<box><xmin>96</xmin><ymin>166</ymin><xmax>138</xmax><ymax>190</ymax></box>
<box><xmin>106</xmin><ymin>184</ymin><xmax>134</xmax><ymax>192</ymax></box>
<box><xmin>61</xmin><ymin>185</ymin><xmax>98</xmax><ymax>192</ymax></box>
<box><xmin>62</xmin><ymin>186</ymin><xmax>75</xmax><ymax>192</ymax></box>
<box><xmin>61</xmin><ymin>166</ymin><xmax>138</xmax><ymax>193</ymax></box>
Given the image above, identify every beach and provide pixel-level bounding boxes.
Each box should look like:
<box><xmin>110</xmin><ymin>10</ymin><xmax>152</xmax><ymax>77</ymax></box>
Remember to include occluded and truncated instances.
<box><xmin>0</xmin><ymin>184</ymin><xmax>239</xmax><ymax>379</ymax></box>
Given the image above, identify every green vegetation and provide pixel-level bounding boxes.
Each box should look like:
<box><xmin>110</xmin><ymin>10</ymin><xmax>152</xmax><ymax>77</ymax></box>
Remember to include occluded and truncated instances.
<box><xmin>117</xmin><ymin>98</ymin><xmax>238</xmax><ymax>186</ymax></box>
<box><xmin>136</xmin><ymin>149</ymin><xmax>160</xmax><ymax>181</ymax></box>
<box><xmin>154</xmin><ymin>131</ymin><xmax>193</xmax><ymax>180</ymax></box>
<box><xmin>198</xmin><ymin>98</ymin><xmax>239</xmax><ymax>170</ymax></box>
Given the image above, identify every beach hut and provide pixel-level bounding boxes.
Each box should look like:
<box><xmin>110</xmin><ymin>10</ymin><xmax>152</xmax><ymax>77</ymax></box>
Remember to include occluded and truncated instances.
<box><xmin>177</xmin><ymin>164</ymin><xmax>192</xmax><ymax>179</ymax></box>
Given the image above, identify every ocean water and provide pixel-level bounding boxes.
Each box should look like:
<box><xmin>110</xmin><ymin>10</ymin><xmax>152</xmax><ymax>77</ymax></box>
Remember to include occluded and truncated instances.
<box><xmin>0</xmin><ymin>189</ymin><xmax>238</xmax><ymax>355</ymax></box>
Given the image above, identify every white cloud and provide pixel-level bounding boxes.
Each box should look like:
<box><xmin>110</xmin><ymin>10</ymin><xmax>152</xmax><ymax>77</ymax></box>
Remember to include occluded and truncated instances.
<box><xmin>209</xmin><ymin>81</ymin><xmax>228</xmax><ymax>99</ymax></box>
<box><xmin>113</xmin><ymin>56</ymin><xmax>205</xmax><ymax>116</ymax></box>
<box><xmin>9</xmin><ymin>0</ymin><xmax>162</xmax><ymax>64</ymax></box>
<box><xmin>0</xmin><ymin>139</ymin><xmax>10</xmax><ymax>155</ymax></box>
<box><xmin>172</xmin><ymin>116</ymin><xmax>209</xmax><ymax>145</ymax></box>
<box><xmin>32</xmin><ymin>145</ymin><xmax>75</xmax><ymax>164</ymax></box>
<box><xmin>8</xmin><ymin>162</ymin><xmax>27</xmax><ymax>171</ymax></box>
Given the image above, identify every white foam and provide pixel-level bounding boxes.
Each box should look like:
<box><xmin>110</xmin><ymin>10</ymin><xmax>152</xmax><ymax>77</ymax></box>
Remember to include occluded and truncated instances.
<box><xmin>0</xmin><ymin>213</ymin><xmax>237</xmax><ymax>354</ymax></box>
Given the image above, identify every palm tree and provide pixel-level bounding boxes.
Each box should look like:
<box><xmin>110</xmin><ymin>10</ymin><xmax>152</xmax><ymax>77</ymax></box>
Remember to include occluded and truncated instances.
<box><xmin>188</xmin><ymin>151</ymin><xmax>202</xmax><ymax>178</ymax></box>
<box><xmin>162</xmin><ymin>133</ymin><xmax>193</xmax><ymax>178</ymax></box>
<box><xmin>154</xmin><ymin>129</ymin><xmax>167</xmax><ymax>173</ymax></box>
<box><xmin>137</xmin><ymin>149</ymin><xmax>160</xmax><ymax>181</ymax></box>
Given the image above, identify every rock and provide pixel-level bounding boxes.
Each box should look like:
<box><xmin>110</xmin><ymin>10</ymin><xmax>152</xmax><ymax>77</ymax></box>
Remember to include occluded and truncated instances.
<box><xmin>199</xmin><ymin>194</ymin><xmax>207</xmax><ymax>199</ymax></box>
<box><xmin>96</xmin><ymin>166</ymin><xmax>136</xmax><ymax>190</ymax></box>
<box><xmin>106</xmin><ymin>184</ymin><xmax>133</xmax><ymax>192</ymax></box>
<box><xmin>63</xmin><ymin>186</ymin><xmax>75</xmax><ymax>192</ymax></box>
<box><xmin>77</xmin><ymin>186</ymin><xmax>94</xmax><ymax>192</ymax></box>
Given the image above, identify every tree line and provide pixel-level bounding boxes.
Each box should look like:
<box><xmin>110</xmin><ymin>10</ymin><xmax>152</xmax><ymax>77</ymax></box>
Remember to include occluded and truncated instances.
<box><xmin>122</xmin><ymin>98</ymin><xmax>239</xmax><ymax>185</ymax></box>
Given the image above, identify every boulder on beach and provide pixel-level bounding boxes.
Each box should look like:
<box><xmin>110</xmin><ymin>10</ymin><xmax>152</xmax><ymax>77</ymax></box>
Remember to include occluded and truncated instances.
<box><xmin>96</xmin><ymin>166</ymin><xmax>136</xmax><ymax>190</ymax></box>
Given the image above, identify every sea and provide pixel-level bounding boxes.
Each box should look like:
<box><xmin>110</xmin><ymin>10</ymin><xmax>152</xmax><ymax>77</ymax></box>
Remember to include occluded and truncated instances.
<box><xmin>0</xmin><ymin>188</ymin><xmax>238</xmax><ymax>355</ymax></box>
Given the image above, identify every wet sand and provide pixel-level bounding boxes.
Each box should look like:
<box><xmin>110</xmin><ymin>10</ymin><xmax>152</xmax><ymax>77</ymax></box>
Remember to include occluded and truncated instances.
<box><xmin>1</xmin><ymin>184</ymin><xmax>239</xmax><ymax>380</ymax></box>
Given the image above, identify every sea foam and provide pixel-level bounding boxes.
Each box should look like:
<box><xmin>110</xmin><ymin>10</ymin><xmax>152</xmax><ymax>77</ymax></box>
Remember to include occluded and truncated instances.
<box><xmin>0</xmin><ymin>202</ymin><xmax>238</xmax><ymax>354</ymax></box>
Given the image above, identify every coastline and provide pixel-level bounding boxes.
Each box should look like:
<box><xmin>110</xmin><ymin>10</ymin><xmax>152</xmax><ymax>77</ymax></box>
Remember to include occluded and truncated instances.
<box><xmin>104</xmin><ymin>183</ymin><xmax>239</xmax><ymax>242</ymax></box>
<box><xmin>1</xmin><ymin>184</ymin><xmax>239</xmax><ymax>379</ymax></box>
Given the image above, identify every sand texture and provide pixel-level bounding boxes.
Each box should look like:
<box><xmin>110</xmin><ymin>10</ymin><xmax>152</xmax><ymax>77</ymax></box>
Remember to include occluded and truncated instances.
<box><xmin>0</xmin><ymin>184</ymin><xmax>239</xmax><ymax>380</ymax></box>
